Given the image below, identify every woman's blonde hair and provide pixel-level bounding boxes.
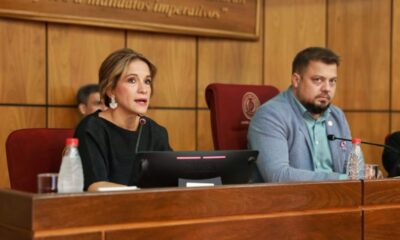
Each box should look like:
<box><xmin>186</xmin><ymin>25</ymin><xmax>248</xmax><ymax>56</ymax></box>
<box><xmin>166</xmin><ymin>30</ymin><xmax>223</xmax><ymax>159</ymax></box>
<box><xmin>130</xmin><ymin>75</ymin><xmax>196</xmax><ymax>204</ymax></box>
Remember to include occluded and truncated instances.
<box><xmin>98</xmin><ymin>48</ymin><xmax>157</xmax><ymax>107</ymax></box>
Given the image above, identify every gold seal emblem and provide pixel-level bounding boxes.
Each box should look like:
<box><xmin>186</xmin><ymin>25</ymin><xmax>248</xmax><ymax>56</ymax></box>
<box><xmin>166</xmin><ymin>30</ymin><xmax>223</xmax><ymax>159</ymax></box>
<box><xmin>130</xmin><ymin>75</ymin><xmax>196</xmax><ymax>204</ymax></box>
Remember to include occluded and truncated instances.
<box><xmin>242</xmin><ymin>92</ymin><xmax>260</xmax><ymax>120</ymax></box>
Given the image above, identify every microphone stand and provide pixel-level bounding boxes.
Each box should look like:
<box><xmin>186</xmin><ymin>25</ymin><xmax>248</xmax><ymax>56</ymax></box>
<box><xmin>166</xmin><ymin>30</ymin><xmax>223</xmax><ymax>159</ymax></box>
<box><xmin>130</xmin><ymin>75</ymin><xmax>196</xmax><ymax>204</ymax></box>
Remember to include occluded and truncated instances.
<box><xmin>135</xmin><ymin>116</ymin><xmax>147</xmax><ymax>154</ymax></box>
<box><xmin>328</xmin><ymin>134</ymin><xmax>400</xmax><ymax>177</ymax></box>
<box><xmin>131</xmin><ymin>116</ymin><xmax>147</xmax><ymax>186</ymax></box>
<box><xmin>329</xmin><ymin>135</ymin><xmax>400</xmax><ymax>154</ymax></box>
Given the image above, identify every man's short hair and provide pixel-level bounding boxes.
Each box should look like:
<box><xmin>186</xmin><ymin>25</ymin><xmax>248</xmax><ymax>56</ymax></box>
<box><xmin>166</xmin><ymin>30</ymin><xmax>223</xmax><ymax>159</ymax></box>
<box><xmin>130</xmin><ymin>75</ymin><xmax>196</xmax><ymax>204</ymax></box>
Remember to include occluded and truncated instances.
<box><xmin>292</xmin><ymin>47</ymin><xmax>340</xmax><ymax>74</ymax></box>
<box><xmin>76</xmin><ymin>84</ymin><xmax>99</xmax><ymax>105</ymax></box>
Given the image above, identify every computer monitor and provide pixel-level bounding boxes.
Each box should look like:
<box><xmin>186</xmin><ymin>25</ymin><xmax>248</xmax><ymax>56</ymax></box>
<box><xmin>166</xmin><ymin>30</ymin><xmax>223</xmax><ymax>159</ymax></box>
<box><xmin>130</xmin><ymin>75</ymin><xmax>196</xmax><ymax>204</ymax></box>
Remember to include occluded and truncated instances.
<box><xmin>134</xmin><ymin>150</ymin><xmax>258</xmax><ymax>188</ymax></box>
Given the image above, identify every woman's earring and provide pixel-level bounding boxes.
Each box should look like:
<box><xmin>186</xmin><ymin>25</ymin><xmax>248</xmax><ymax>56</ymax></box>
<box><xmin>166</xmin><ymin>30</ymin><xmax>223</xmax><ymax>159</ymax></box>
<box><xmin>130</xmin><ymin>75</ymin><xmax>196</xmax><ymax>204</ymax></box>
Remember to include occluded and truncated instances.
<box><xmin>110</xmin><ymin>96</ymin><xmax>118</xmax><ymax>109</ymax></box>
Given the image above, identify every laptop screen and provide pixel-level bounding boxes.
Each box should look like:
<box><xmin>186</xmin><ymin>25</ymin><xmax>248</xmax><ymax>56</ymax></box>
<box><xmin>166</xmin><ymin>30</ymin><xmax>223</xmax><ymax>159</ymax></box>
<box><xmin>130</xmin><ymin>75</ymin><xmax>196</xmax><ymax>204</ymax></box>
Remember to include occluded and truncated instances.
<box><xmin>133</xmin><ymin>150</ymin><xmax>258</xmax><ymax>188</ymax></box>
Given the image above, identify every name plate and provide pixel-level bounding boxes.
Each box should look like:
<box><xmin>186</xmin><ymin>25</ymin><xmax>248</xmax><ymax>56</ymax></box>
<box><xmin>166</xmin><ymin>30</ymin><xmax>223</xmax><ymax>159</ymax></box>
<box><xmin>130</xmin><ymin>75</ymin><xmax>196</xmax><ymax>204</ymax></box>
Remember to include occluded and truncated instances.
<box><xmin>0</xmin><ymin>0</ymin><xmax>260</xmax><ymax>40</ymax></box>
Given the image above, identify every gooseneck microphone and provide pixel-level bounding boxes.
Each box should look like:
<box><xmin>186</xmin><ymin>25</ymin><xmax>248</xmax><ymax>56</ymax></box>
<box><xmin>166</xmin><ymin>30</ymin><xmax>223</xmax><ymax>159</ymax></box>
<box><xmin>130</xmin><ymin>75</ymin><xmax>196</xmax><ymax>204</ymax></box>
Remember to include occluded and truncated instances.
<box><xmin>135</xmin><ymin>116</ymin><xmax>147</xmax><ymax>154</ymax></box>
<box><xmin>328</xmin><ymin>134</ymin><xmax>400</xmax><ymax>177</ymax></box>
<box><xmin>130</xmin><ymin>116</ymin><xmax>147</xmax><ymax>186</ymax></box>
<box><xmin>327</xmin><ymin>134</ymin><xmax>400</xmax><ymax>154</ymax></box>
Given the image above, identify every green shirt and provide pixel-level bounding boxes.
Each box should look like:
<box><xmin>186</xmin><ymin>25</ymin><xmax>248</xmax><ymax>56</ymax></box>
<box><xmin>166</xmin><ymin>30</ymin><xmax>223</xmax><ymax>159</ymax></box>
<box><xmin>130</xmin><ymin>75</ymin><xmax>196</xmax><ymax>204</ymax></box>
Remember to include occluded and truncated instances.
<box><xmin>293</xmin><ymin>96</ymin><xmax>334</xmax><ymax>173</ymax></box>
<box><xmin>291</xmin><ymin>92</ymin><xmax>347</xmax><ymax>180</ymax></box>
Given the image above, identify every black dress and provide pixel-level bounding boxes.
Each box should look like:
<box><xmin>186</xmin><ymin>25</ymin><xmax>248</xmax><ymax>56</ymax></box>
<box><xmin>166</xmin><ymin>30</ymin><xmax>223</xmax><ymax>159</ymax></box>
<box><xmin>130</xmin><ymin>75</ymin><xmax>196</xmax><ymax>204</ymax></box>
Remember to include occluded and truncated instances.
<box><xmin>74</xmin><ymin>111</ymin><xmax>172</xmax><ymax>189</ymax></box>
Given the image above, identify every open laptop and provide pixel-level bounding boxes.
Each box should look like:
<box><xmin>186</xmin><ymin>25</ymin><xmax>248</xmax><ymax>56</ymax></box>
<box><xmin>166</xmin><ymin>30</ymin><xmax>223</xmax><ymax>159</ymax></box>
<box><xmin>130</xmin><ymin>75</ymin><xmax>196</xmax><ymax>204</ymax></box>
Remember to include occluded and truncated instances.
<box><xmin>133</xmin><ymin>150</ymin><xmax>258</xmax><ymax>188</ymax></box>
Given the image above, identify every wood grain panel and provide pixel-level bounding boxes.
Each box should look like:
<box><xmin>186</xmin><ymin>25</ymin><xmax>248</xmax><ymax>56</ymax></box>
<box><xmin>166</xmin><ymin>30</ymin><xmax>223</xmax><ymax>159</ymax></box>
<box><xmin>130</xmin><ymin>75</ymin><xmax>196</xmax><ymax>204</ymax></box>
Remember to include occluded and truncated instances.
<box><xmin>106</xmin><ymin>212</ymin><xmax>360</xmax><ymax>240</ymax></box>
<box><xmin>35</xmin><ymin>232</ymin><xmax>102</xmax><ymax>240</ymax></box>
<box><xmin>392</xmin><ymin>0</ymin><xmax>400</xmax><ymax>110</ymax></box>
<box><xmin>0</xmin><ymin>227</ymin><xmax>30</xmax><ymax>240</ymax></box>
<box><xmin>0</xmin><ymin>189</ymin><xmax>33</xmax><ymax>230</ymax></box>
<box><xmin>0</xmin><ymin>182</ymin><xmax>361</xmax><ymax>239</ymax></box>
<box><xmin>364</xmin><ymin>208</ymin><xmax>400</xmax><ymax>240</ymax></box>
<box><xmin>197</xmin><ymin>110</ymin><xmax>214</xmax><ymax>150</ymax></box>
<box><xmin>146</xmin><ymin>109</ymin><xmax>195</xmax><ymax>150</ymax></box>
<box><xmin>328</xmin><ymin>0</ymin><xmax>391</xmax><ymax>110</ymax></box>
<box><xmin>364</xmin><ymin>179</ymin><xmax>400</xmax><ymax>240</ymax></box>
<box><xmin>0</xmin><ymin>18</ymin><xmax>45</xmax><ymax>104</ymax></box>
<box><xmin>32</xmin><ymin>181</ymin><xmax>360</xmax><ymax>230</ymax></box>
<box><xmin>198</xmin><ymin>38</ymin><xmax>263</xmax><ymax>108</ymax></box>
<box><xmin>390</xmin><ymin>113</ymin><xmax>400</xmax><ymax>132</ymax></box>
<box><xmin>48</xmin><ymin>24</ymin><xmax>124</xmax><ymax>105</ymax></box>
<box><xmin>127</xmin><ymin>32</ymin><xmax>196</xmax><ymax>108</ymax></box>
<box><xmin>264</xmin><ymin>0</ymin><xmax>326</xmax><ymax>91</ymax></box>
<box><xmin>346</xmin><ymin>112</ymin><xmax>389</xmax><ymax>174</ymax></box>
<box><xmin>364</xmin><ymin>179</ymin><xmax>400</xmax><ymax>205</ymax></box>
<box><xmin>0</xmin><ymin>107</ymin><xmax>46</xmax><ymax>188</ymax></box>
<box><xmin>47</xmin><ymin>107</ymin><xmax>81</xmax><ymax>129</ymax></box>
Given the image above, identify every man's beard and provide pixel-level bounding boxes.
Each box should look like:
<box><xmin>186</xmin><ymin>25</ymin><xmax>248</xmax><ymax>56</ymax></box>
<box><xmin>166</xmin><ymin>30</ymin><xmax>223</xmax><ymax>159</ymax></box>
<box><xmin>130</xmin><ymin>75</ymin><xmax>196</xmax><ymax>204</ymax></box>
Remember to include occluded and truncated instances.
<box><xmin>301</xmin><ymin>102</ymin><xmax>330</xmax><ymax>114</ymax></box>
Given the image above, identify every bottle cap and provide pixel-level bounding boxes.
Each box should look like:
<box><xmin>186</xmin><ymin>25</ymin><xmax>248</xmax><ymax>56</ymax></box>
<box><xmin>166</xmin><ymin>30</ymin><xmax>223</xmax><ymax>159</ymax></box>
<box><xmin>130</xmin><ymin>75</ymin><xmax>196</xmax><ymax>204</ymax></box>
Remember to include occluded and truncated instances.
<box><xmin>66</xmin><ymin>138</ymin><xmax>79</xmax><ymax>146</ymax></box>
<box><xmin>352</xmin><ymin>138</ymin><xmax>361</xmax><ymax>144</ymax></box>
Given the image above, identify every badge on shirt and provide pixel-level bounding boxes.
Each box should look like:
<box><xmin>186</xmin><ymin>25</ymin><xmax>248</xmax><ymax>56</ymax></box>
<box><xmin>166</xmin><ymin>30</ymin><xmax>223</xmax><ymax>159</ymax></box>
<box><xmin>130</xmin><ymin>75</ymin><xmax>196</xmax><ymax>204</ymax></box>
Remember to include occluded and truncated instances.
<box><xmin>340</xmin><ymin>140</ymin><xmax>347</xmax><ymax>150</ymax></box>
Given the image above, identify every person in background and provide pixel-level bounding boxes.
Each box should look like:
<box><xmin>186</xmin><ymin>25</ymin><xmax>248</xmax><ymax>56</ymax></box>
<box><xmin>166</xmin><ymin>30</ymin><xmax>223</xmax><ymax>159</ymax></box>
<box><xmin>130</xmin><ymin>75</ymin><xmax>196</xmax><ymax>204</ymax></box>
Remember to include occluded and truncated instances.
<box><xmin>248</xmin><ymin>46</ymin><xmax>353</xmax><ymax>182</ymax></box>
<box><xmin>74</xmin><ymin>48</ymin><xmax>172</xmax><ymax>191</ymax></box>
<box><xmin>76</xmin><ymin>84</ymin><xmax>107</xmax><ymax>116</ymax></box>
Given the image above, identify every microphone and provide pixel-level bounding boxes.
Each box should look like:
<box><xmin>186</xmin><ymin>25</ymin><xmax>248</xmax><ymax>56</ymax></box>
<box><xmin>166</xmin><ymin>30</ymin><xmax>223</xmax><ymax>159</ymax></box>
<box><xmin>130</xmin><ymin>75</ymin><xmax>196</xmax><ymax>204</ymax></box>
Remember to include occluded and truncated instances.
<box><xmin>328</xmin><ymin>134</ymin><xmax>400</xmax><ymax>177</ymax></box>
<box><xmin>130</xmin><ymin>115</ymin><xmax>147</xmax><ymax>186</ymax></box>
<box><xmin>327</xmin><ymin>134</ymin><xmax>400</xmax><ymax>154</ymax></box>
<box><xmin>135</xmin><ymin>116</ymin><xmax>147</xmax><ymax>154</ymax></box>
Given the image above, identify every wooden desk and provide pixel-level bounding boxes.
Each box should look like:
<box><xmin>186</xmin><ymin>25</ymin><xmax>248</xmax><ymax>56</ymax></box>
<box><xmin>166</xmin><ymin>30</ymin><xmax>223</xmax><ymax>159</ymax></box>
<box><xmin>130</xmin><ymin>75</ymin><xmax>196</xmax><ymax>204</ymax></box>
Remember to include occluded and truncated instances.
<box><xmin>0</xmin><ymin>181</ymin><xmax>361</xmax><ymax>240</ymax></box>
<box><xmin>363</xmin><ymin>178</ymin><xmax>400</xmax><ymax>240</ymax></box>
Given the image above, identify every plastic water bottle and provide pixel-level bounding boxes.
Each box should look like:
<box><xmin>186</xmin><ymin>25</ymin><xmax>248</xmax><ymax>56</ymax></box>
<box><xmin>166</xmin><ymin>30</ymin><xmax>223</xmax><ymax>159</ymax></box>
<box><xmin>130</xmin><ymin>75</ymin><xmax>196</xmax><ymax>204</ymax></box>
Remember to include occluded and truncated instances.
<box><xmin>57</xmin><ymin>138</ymin><xmax>84</xmax><ymax>193</ymax></box>
<box><xmin>346</xmin><ymin>138</ymin><xmax>365</xmax><ymax>180</ymax></box>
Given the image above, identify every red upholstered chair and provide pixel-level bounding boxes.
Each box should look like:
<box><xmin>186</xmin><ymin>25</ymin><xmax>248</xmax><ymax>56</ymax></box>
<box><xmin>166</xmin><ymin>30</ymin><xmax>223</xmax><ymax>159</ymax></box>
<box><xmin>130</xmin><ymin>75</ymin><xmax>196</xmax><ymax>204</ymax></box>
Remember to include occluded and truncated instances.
<box><xmin>206</xmin><ymin>83</ymin><xmax>279</xmax><ymax>150</ymax></box>
<box><xmin>6</xmin><ymin>128</ymin><xmax>74</xmax><ymax>193</ymax></box>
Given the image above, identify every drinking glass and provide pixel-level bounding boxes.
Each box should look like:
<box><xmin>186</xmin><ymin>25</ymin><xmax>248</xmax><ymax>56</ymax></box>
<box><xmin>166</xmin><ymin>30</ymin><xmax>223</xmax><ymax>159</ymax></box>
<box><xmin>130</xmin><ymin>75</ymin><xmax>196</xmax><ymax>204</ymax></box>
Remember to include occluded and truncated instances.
<box><xmin>364</xmin><ymin>164</ymin><xmax>381</xmax><ymax>180</ymax></box>
<box><xmin>37</xmin><ymin>173</ymin><xmax>58</xmax><ymax>193</ymax></box>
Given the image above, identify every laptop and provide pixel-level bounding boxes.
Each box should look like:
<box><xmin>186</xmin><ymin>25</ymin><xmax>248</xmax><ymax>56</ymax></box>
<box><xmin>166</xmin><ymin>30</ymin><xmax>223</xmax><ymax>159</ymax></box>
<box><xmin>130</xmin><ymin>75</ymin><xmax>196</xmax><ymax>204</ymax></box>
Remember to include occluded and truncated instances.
<box><xmin>133</xmin><ymin>150</ymin><xmax>258</xmax><ymax>188</ymax></box>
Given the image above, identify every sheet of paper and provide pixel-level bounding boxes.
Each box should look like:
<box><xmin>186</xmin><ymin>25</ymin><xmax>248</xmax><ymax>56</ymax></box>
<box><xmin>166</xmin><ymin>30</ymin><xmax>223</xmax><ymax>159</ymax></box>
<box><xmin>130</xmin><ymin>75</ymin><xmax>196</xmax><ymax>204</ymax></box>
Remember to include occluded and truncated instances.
<box><xmin>97</xmin><ymin>186</ymin><xmax>139</xmax><ymax>192</ymax></box>
<box><xmin>186</xmin><ymin>182</ymin><xmax>215</xmax><ymax>187</ymax></box>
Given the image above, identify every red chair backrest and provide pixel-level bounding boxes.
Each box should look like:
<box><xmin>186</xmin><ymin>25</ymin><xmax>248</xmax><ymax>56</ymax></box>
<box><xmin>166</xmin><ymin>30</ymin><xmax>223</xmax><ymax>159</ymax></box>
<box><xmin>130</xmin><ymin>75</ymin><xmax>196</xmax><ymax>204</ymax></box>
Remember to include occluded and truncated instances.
<box><xmin>206</xmin><ymin>83</ymin><xmax>279</xmax><ymax>150</ymax></box>
<box><xmin>6</xmin><ymin>128</ymin><xmax>75</xmax><ymax>193</ymax></box>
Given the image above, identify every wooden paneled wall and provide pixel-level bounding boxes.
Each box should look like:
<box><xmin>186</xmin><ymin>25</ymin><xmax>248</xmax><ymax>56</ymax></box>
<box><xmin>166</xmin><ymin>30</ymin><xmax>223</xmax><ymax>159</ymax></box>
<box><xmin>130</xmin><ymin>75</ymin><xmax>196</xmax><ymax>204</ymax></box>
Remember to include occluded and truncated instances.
<box><xmin>0</xmin><ymin>0</ymin><xmax>398</xmax><ymax>188</ymax></box>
